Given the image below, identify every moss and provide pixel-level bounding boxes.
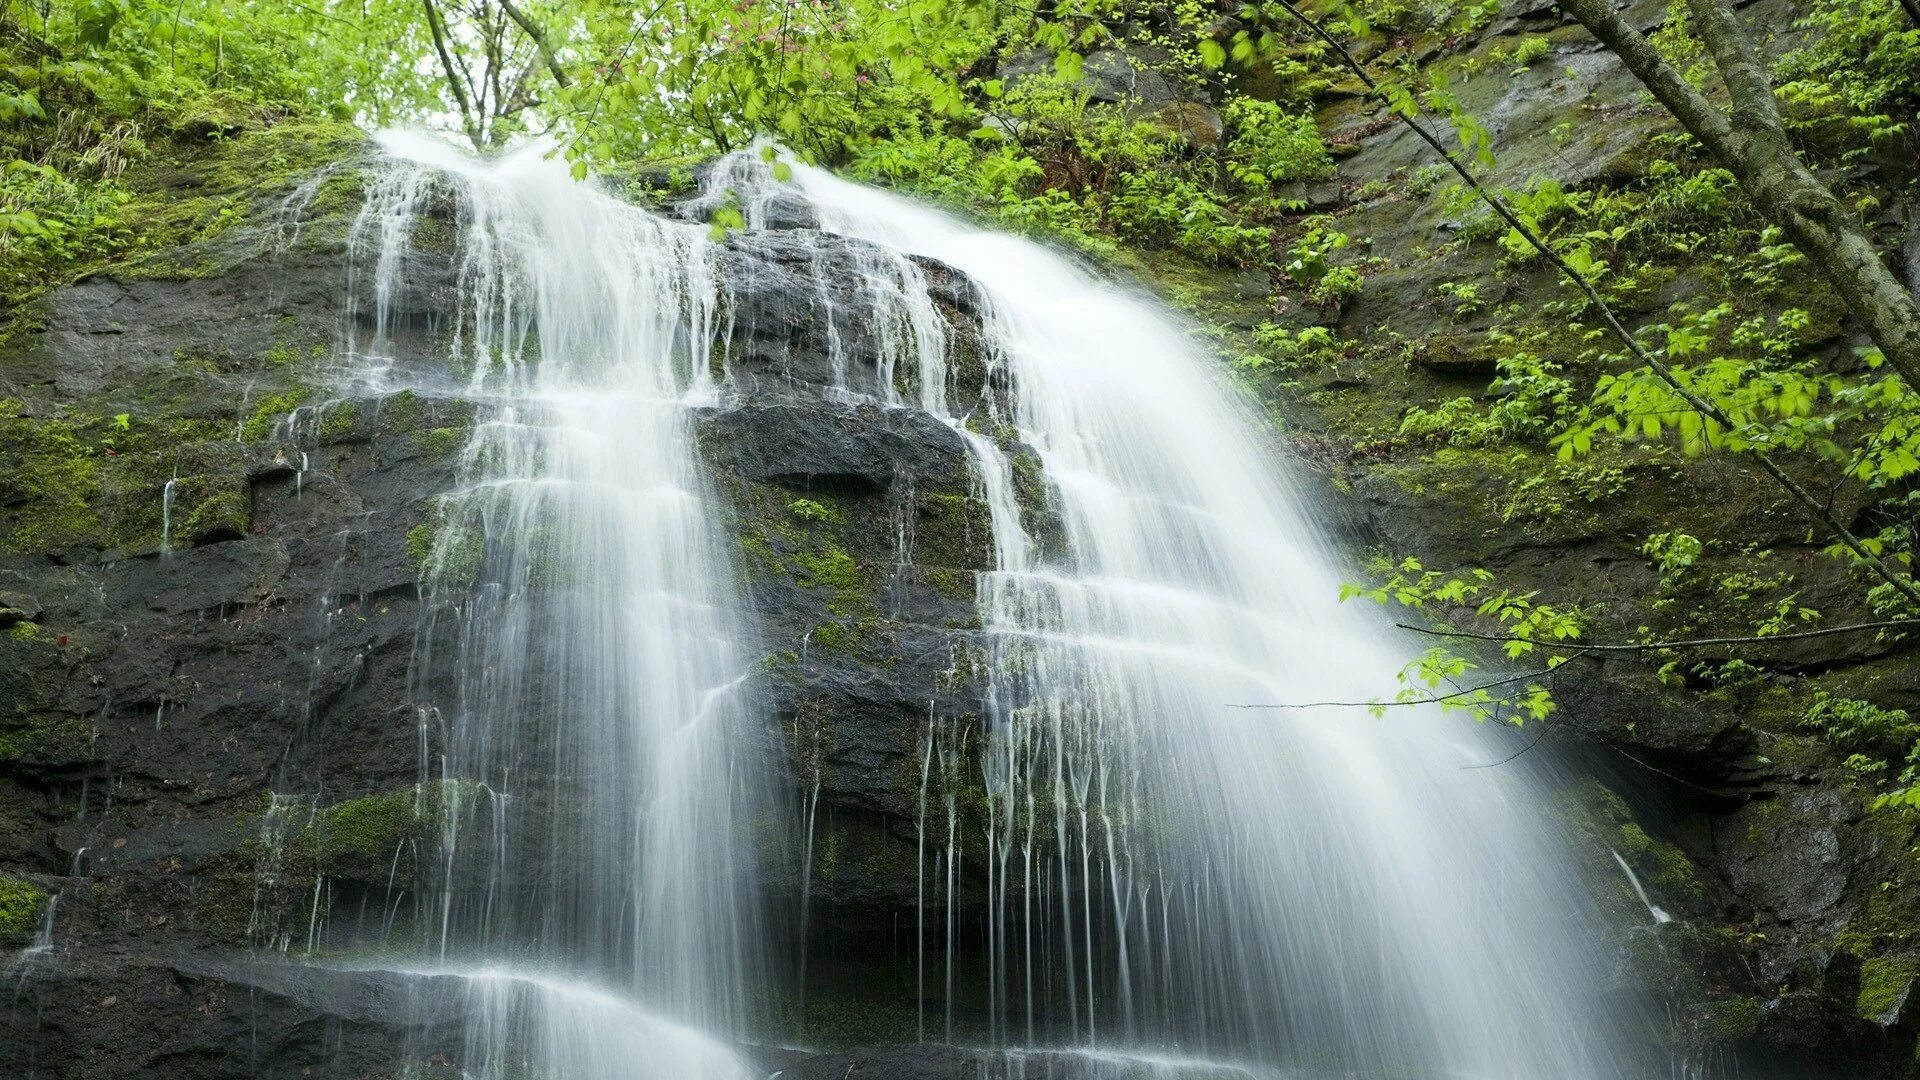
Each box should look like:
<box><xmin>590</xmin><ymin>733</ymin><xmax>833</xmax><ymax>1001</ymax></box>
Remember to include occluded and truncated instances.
<box><xmin>299</xmin><ymin>780</ymin><xmax>486</xmax><ymax>881</ymax></box>
<box><xmin>1701</xmin><ymin>996</ymin><xmax>1764</xmax><ymax>1040</ymax></box>
<box><xmin>406</xmin><ymin>524</ymin><xmax>436</xmax><ymax>570</ymax></box>
<box><xmin>0</xmin><ymin>875</ymin><xmax>48</xmax><ymax>937</ymax></box>
<box><xmin>311</xmin><ymin>789</ymin><xmax>415</xmax><ymax>868</ymax></box>
<box><xmin>811</xmin><ymin>619</ymin><xmax>881</xmax><ymax>654</ymax></box>
<box><xmin>376</xmin><ymin>390</ymin><xmax>429</xmax><ymax>434</ymax></box>
<box><xmin>316</xmin><ymin>399</ymin><xmax>361</xmax><ymax>443</ymax></box>
<box><xmin>793</xmin><ymin>544</ymin><xmax>863</xmax><ymax>597</ymax></box>
<box><xmin>1619</xmin><ymin>822</ymin><xmax>1704</xmax><ymax>901</ymax></box>
<box><xmin>99</xmin><ymin>118</ymin><xmax>368</xmax><ymax>285</ymax></box>
<box><xmin>737</xmin><ymin>532</ymin><xmax>781</xmax><ymax>579</ymax></box>
<box><xmin>913</xmin><ymin>490</ymin><xmax>993</xmax><ymax>571</ymax></box>
<box><xmin>0</xmin><ymin>399</ymin><xmax>103</xmax><ymax>550</ymax></box>
<box><xmin>178</xmin><ymin>488</ymin><xmax>249</xmax><ymax>543</ymax></box>
<box><xmin>414</xmin><ymin>426</ymin><xmax>469</xmax><ymax>459</ymax></box>
<box><xmin>778</xmin><ymin>988</ymin><xmax>919</xmax><ymax>1050</ymax></box>
<box><xmin>407</xmin><ymin>501</ymin><xmax>484</xmax><ymax>586</ymax></box>
<box><xmin>240</xmin><ymin>389</ymin><xmax>308</xmax><ymax>442</ymax></box>
<box><xmin>1858</xmin><ymin>956</ymin><xmax>1919</xmax><ymax>1021</ymax></box>
<box><xmin>923</xmin><ymin>566</ymin><xmax>976</xmax><ymax>601</ymax></box>
<box><xmin>0</xmin><ymin>404</ymin><xmax>237</xmax><ymax>552</ymax></box>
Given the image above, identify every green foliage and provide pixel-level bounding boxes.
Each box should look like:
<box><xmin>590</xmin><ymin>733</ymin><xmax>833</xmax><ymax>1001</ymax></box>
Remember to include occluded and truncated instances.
<box><xmin>240</xmin><ymin>389</ymin><xmax>307</xmax><ymax>442</ymax></box>
<box><xmin>1508</xmin><ymin>36</ymin><xmax>1551</xmax><ymax>72</ymax></box>
<box><xmin>1221</xmin><ymin>97</ymin><xmax>1333</xmax><ymax>194</ymax></box>
<box><xmin>1398</xmin><ymin>350</ymin><xmax>1576</xmax><ymax>448</ymax></box>
<box><xmin>1799</xmin><ymin>693</ymin><xmax>1918</xmax><ymax>776</ymax></box>
<box><xmin>1641</xmin><ymin>531</ymin><xmax>1703</xmax><ymax>585</ymax></box>
<box><xmin>1240</xmin><ymin>323</ymin><xmax>1343</xmax><ymax>371</ymax></box>
<box><xmin>1777</xmin><ymin>0</ymin><xmax>1919</xmax><ymax>149</ymax></box>
<box><xmin>1342</xmin><ymin>556</ymin><xmax>1585</xmax><ymax>724</ymax></box>
<box><xmin>788</xmin><ymin>498</ymin><xmax>840</xmax><ymax>523</ymax></box>
<box><xmin>1285</xmin><ymin>219</ymin><xmax>1363</xmax><ymax>305</ymax></box>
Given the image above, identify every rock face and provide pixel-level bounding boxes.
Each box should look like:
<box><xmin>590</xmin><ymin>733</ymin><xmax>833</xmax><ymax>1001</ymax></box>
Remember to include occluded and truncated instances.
<box><xmin>3</xmin><ymin>32</ymin><xmax>1919</xmax><ymax>1070</ymax></box>
<box><xmin>0</xmin><ymin>125</ymin><xmax>1031</xmax><ymax>1074</ymax></box>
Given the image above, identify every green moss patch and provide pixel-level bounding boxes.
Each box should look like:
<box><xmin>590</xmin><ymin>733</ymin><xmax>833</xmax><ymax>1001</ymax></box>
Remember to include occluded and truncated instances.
<box><xmin>240</xmin><ymin>388</ymin><xmax>309</xmax><ymax>442</ymax></box>
<box><xmin>0</xmin><ymin>398</ymin><xmax>245</xmax><ymax>552</ymax></box>
<box><xmin>0</xmin><ymin>875</ymin><xmax>47</xmax><ymax>937</ymax></box>
<box><xmin>1858</xmin><ymin>956</ymin><xmax>1920</xmax><ymax>1022</ymax></box>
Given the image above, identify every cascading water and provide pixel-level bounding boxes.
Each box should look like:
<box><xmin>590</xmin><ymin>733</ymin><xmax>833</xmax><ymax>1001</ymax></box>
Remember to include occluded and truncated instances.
<box><xmin>332</xmin><ymin>132</ymin><xmax>767</xmax><ymax>1077</ymax></box>
<box><xmin>269</xmin><ymin>133</ymin><xmax>1644</xmax><ymax>1078</ymax></box>
<box><xmin>706</xmin><ymin>151</ymin><xmax>1647</xmax><ymax>1077</ymax></box>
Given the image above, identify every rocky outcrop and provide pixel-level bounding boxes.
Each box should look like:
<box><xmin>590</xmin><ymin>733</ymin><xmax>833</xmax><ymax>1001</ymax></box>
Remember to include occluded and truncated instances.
<box><xmin>0</xmin><ymin>121</ymin><xmax>1033</xmax><ymax>1073</ymax></box>
<box><xmin>5</xmin><ymin>7</ymin><xmax>1920</xmax><ymax>1066</ymax></box>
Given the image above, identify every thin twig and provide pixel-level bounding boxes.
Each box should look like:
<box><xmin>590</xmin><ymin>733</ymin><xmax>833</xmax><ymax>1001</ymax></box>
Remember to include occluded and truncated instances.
<box><xmin>498</xmin><ymin>0</ymin><xmax>570</xmax><ymax>87</ymax></box>
<box><xmin>422</xmin><ymin>0</ymin><xmax>483</xmax><ymax>148</ymax></box>
<box><xmin>1462</xmin><ymin>721</ymin><xmax>1553</xmax><ymax>769</ymax></box>
<box><xmin>1394</xmin><ymin>618</ymin><xmax>1920</xmax><ymax>652</ymax></box>
<box><xmin>1225</xmin><ymin>649</ymin><xmax>1591</xmax><ymax>710</ymax></box>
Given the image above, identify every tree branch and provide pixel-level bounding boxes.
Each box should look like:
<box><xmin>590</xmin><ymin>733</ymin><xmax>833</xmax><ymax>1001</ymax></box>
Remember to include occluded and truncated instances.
<box><xmin>1394</xmin><ymin>618</ymin><xmax>1920</xmax><ymax>653</ymax></box>
<box><xmin>1681</xmin><ymin>0</ymin><xmax>1786</xmax><ymax>136</ymax></box>
<box><xmin>422</xmin><ymin>0</ymin><xmax>483</xmax><ymax>149</ymax></box>
<box><xmin>1553</xmin><ymin>0</ymin><xmax>1738</xmax><ymax>159</ymax></box>
<box><xmin>1558</xmin><ymin>0</ymin><xmax>1920</xmax><ymax>391</ymax></box>
<box><xmin>498</xmin><ymin>0</ymin><xmax>570</xmax><ymax>87</ymax></box>
<box><xmin>1225</xmin><ymin>651</ymin><xmax>1590</xmax><ymax>710</ymax></box>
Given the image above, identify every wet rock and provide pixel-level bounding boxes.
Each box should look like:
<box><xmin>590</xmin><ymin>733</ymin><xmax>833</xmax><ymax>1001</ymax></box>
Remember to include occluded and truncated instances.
<box><xmin>999</xmin><ymin>45</ymin><xmax>1209</xmax><ymax>118</ymax></box>
<box><xmin>1153</xmin><ymin>101</ymin><xmax>1225</xmax><ymax>146</ymax></box>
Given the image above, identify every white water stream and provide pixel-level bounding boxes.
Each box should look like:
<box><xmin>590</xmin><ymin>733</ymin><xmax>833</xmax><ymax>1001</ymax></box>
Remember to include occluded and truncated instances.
<box><xmin>313</xmin><ymin>135</ymin><xmax>1644</xmax><ymax>1078</ymax></box>
<box><xmin>721</xmin><ymin>151</ymin><xmax>1642</xmax><ymax>1077</ymax></box>
<box><xmin>347</xmin><ymin>132</ymin><xmax>764</xmax><ymax>1077</ymax></box>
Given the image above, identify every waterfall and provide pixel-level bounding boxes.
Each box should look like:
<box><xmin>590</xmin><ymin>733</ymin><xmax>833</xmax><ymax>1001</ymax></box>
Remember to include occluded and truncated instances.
<box><xmin>342</xmin><ymin>132</ymin><xmax>767</xmax><ymax>1077</ymax></box>
<box><xmin>308</xmin><ymin>133</ymin><xmax>1641</xmax><ymax>1078</ymax></box>
<box><xmin>710</xmin><ymin>151</ymin><xmax>1644</xmax><ymax>1076</ymax></box>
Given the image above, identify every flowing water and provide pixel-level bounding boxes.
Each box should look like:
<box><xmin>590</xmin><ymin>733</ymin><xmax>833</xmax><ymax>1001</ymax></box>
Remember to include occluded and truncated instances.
<box><xmin>339</xmin><ymin>132</ymin><xmax>766</xmax><ymax>1077</ymax></box>
<box><xmin>298</xmin><ymin>135</ymin><xmax>1644</xmax><ymax>1077</ymax></box>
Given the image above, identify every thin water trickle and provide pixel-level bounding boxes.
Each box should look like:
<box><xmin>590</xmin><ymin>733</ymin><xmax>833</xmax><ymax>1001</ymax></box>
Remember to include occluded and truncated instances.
<box><xmin>159</xmin><ymin>476</ymin><xmax>177</xmax><ymax>556</ymax></box>
<box><xmin>1614</xmin><ymin>849</ymin><xmax>1675</xmax><ymax>925</ymax></box>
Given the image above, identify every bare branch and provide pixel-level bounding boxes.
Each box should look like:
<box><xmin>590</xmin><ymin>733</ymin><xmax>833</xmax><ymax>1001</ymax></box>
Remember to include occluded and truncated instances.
<box><xmin>1394</xmin><ymin>619</ymin><xmax>1920</xmax><ymax>653</ymax></box>
<box><xmin>498</xmin><ymin>0</ymin><xmax>571</xmax><ymax>87</ymax></box>
<box><xmin>1225</xmin><ymin>651</ymin><xmax>1590</xmax><ymax>710</ymax></box>
<box><xmin>422</xmin><ymin>0</ymin><xmax>483</xmax><ymax>148</ymax></box>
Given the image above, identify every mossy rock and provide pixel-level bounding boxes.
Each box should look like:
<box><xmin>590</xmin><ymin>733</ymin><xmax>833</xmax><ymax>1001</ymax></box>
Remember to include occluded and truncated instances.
<box><xmin>0</xmin><ymin>398</ymin><xmax>257</xmax><ymax>552</ymax></box>
<box><xmin>1858</xmin><ymin>956</ymin><xmax>1920</xmax><ymax>1024</ymax></box>
<box><xmin>0</xmin><ymin>874</ymin><xmax>48</xmax><ymax>939</ymax></box>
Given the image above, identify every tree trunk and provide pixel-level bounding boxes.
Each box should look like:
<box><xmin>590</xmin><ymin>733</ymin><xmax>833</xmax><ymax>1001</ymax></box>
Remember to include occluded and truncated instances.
<box><xmin>1558</xmin><ymin>0</ymin><xmax>1920</xmax><ymax>390</ymax></box>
